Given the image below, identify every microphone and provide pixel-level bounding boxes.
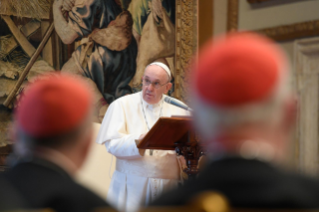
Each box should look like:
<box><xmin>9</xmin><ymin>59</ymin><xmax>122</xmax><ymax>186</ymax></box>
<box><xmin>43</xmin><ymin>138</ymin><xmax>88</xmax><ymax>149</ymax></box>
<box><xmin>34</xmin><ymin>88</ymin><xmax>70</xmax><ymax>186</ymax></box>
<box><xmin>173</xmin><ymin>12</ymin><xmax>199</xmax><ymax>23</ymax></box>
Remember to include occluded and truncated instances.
<box><xmin>164</xmin><ymin>96</ymin><xmax>193</xmax><ymax>111</ymax></box>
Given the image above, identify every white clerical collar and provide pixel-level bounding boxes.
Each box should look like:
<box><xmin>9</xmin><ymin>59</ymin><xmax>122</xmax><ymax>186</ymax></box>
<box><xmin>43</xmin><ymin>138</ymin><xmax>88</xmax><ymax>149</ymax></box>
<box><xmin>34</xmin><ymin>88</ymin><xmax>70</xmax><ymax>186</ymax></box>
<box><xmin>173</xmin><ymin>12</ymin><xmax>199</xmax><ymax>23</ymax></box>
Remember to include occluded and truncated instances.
<box><xmin>140</xmin><ymin>92</ymin><xmax>163</xmax><ymax>110</ymax></box>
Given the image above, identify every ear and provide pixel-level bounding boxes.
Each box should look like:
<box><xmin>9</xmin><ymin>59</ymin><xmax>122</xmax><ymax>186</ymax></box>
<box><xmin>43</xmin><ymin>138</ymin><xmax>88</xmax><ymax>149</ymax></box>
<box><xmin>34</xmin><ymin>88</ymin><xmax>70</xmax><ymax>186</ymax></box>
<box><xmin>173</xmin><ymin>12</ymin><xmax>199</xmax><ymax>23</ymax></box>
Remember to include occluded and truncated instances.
<box><xmin>165</xmin><ymin>82</ymin><xmax>172</xmax><ymax>94</ymax></box>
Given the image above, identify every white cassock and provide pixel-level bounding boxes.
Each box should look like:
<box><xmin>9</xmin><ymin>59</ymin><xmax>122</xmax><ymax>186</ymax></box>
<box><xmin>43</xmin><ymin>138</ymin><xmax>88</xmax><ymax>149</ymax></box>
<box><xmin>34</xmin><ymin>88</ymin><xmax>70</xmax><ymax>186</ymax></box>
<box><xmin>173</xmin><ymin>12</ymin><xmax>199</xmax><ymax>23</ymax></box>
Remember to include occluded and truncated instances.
<box><xmin>96</xmin><ymin>91</ymin><xmax>189</xmax><ymax>212</ymax></box>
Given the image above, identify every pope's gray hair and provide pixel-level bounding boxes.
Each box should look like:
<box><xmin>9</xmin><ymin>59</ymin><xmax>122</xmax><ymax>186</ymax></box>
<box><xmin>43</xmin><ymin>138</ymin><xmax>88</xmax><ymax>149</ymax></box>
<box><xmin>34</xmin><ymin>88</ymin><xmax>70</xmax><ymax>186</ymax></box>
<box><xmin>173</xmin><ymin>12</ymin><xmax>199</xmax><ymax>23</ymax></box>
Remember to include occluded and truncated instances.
<box><xmin>145</xmin><ymin>62</ymin><xmax>172</xmax><ymax>82</ymax></box>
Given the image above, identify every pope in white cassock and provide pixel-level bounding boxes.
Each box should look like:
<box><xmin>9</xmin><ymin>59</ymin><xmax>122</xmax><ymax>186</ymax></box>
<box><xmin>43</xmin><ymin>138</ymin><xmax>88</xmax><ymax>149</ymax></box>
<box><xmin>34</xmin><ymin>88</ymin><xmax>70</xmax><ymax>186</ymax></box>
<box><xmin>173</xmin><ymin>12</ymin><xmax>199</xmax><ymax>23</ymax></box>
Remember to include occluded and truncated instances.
<box><xmin>96</xmin><ymin>62</ymin><xmax>189</xmax><ymax>212</ymax></box>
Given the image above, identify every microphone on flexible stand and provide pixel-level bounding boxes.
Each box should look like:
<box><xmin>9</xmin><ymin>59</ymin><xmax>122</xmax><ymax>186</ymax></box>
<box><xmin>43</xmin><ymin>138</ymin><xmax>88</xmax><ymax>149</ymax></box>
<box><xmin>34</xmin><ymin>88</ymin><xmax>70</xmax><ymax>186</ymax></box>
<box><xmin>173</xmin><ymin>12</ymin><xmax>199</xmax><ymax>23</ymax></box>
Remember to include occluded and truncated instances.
<box><xmin>164</xmin><ymin>96</ymin><xmax>193</xmax><ymax>112</ymax></box>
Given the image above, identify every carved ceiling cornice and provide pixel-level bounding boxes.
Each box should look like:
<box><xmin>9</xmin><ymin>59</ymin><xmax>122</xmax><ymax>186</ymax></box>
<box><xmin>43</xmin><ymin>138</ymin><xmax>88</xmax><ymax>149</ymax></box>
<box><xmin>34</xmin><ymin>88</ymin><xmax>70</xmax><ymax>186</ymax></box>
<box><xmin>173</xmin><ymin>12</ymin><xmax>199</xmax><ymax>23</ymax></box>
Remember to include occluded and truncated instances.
<box><xmin>257</xmin><ymin>20</ymin><xmax>319</xmax><ymax>42</ymax></box>
<box><xmin>247</xmin><ymin>0</ymin><xmax>273</xmax><ymax>3</ymax></box>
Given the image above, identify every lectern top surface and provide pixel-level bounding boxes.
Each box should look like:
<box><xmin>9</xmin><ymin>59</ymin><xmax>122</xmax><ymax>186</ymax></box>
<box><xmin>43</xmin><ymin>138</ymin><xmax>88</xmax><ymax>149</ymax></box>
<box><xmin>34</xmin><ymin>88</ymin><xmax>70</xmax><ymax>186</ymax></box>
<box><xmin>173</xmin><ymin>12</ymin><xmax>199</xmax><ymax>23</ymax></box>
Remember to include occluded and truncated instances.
<box><xmin>137</xmin><ymin>117</ymin><xmax>193</xmax><ymax>150</ymax></box>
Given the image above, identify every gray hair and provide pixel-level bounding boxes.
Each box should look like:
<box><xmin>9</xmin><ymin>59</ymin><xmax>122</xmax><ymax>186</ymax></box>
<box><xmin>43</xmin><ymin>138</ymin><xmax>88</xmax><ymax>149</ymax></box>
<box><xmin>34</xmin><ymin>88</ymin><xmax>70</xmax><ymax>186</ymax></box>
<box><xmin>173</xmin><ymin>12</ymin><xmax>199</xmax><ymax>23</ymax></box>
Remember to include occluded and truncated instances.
<box><xmin>145</xmin><ymin>62</ymin><xmax>172</xmax><ymax>82</ymax></box>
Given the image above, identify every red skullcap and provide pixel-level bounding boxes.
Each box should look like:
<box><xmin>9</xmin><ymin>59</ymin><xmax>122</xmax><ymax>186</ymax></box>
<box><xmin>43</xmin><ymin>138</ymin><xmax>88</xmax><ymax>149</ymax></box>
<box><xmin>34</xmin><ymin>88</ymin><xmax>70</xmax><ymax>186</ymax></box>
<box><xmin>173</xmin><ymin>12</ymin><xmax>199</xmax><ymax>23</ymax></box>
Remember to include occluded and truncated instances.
<box><xmin>16</xmin><ymin>73</ymin><xmax>92</xmax><ymax>138</ymax></box>
<box><xmin>192</xmin><ymin>32</ymin><xmax>288</xmax><ymax>107</ymax></box>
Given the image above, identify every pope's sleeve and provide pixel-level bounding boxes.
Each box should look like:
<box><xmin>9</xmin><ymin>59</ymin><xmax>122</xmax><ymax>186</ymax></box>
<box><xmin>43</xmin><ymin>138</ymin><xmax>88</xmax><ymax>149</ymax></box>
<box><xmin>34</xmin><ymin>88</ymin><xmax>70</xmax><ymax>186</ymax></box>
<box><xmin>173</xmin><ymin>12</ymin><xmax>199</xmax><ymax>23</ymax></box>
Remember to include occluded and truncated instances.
<box><xmin>95</xmin><ymin>100</ymin><xmax>142</xmax><ymax>159</ymax></box>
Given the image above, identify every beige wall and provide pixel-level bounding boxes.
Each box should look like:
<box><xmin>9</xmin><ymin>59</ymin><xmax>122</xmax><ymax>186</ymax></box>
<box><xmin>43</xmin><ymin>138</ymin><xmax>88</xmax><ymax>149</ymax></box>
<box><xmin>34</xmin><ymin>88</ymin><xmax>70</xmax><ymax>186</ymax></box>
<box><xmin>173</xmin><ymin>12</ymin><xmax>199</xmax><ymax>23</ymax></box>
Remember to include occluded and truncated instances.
<box><xmin>75</xmin><ymin>122</ymin><xmax>115</xmax><ymax>199</ymax></box>
<box><xmin>213</xmin><ymin>0</ymin><xmax>227</xmax><ymax>36</ymax></box>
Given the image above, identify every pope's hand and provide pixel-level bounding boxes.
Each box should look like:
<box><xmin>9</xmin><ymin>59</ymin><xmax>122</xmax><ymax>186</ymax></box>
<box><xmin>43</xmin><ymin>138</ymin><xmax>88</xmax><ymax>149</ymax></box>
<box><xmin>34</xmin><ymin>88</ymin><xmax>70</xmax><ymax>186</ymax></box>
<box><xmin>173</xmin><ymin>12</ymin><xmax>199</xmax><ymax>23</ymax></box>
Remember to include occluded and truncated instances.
<box><xmin>136</xmin><ymin>134</ymin><xmax>146</xmax><ymax>156</ymax></box>
<box><xmin>139</xmin><ymin>134</ymin><xmax>146</xmax><ymax>140</ymax></box>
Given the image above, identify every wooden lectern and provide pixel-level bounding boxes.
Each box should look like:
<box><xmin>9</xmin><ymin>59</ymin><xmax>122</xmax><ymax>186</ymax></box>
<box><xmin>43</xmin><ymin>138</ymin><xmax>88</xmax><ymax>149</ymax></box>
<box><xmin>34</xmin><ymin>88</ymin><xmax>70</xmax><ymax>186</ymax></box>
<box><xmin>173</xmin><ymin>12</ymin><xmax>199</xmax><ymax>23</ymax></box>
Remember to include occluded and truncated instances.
<box><xmin>137</xmin><ymin>117</ymin><xmax>204</xmax><ymax>179</ymax></box>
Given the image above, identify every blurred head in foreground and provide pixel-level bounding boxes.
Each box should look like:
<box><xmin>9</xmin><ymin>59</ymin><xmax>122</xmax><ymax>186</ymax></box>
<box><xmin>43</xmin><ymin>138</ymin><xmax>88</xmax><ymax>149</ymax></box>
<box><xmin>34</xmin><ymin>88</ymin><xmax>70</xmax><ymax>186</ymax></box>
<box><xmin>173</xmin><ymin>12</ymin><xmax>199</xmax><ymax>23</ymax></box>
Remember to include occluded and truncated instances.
<box><xmin>191</xmin><ymin>32</ymin><xmax>296</xmax><ymax>163</ymax></box>
<box><xmin>13</xmin><ymin>73</ymin><xmax>94</xmax><ymax>174</ymax></box>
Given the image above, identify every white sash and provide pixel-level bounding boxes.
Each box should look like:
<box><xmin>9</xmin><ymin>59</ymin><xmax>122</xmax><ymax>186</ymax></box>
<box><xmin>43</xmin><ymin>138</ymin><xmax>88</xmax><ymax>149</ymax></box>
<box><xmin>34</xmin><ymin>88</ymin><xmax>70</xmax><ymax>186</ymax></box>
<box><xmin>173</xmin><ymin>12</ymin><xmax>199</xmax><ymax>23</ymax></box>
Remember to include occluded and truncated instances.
<box><xmin>115</xmin><ymin>150</ymin><xmax>180</xmax><ymax>180</ymax></box>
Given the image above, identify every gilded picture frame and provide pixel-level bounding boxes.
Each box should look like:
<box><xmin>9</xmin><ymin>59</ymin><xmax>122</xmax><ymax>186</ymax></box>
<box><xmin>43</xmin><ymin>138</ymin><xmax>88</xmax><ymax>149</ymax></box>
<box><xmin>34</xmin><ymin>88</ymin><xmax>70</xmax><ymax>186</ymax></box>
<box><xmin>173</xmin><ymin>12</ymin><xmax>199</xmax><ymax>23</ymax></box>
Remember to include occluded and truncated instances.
<box><xmin>175</xmin><ymin>0</ymin><xmax>213</xmax><ymax>102</ymax></box>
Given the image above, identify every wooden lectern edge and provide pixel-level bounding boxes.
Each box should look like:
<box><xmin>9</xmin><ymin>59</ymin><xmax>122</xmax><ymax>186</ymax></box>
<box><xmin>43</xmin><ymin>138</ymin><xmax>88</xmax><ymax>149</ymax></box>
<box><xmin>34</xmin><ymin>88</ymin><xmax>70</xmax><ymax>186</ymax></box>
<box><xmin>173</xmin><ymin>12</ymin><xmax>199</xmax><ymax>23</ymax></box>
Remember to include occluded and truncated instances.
<box><xmin>171</xmin><ymin>115</ymin><xmax>192</xmax><ymax>118</ymax></box>
<box><xmin>137</xmin><ymin>116</ymin><xmax>192</xmax><ymax>150</ymax></box>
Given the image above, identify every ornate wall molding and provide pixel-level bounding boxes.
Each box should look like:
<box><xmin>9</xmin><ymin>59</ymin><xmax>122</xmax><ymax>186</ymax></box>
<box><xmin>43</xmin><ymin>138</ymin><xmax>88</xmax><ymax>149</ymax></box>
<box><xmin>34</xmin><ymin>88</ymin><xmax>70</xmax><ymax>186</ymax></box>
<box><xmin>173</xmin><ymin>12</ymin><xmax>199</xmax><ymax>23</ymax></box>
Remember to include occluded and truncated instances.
<box><xmin>175</xmin><ymin>0</ymin><xmax>198</xmax><ymax>102</ymax></box>
<box><xmin>294</xmin><ymin>37</ymin><xmax>319</xmax><ymax>176</ymax></box>
<box><xmin>257</xmin><ymin>20</ymin><xmax>319</xmax><ymax>42</ymax></box>
<box><xmin>227</xmin><ymin>0</ymin><xmax>238</xmax><ymax>31</ymax></box>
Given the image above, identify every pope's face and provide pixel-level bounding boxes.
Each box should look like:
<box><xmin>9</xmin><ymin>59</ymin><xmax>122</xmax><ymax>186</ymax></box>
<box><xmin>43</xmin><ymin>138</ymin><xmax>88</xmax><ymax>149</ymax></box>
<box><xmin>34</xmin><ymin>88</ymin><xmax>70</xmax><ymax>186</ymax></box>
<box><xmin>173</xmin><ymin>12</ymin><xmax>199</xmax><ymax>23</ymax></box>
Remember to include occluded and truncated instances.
<box><xmin>142</xmin><ymin>65</ymin><xmax>172</xmax><ymax>105</ymax></box>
